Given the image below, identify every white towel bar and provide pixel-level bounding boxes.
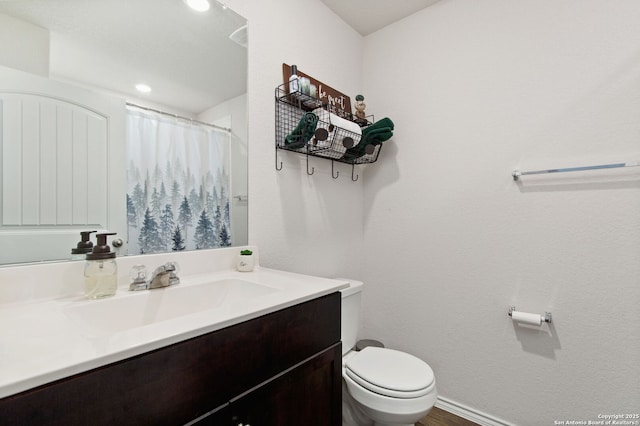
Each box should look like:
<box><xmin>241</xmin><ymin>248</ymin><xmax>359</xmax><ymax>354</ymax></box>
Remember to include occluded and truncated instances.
<box><xmin>512</xmin><ymin>161</ymin><xmax>638</xmax><ymax>181</ymax></box>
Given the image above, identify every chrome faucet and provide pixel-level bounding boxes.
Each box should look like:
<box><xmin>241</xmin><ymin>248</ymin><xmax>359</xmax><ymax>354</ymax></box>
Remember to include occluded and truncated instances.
<box><xmin>149</xmin><ymin>261</ymin><xmax>180</xmax><ymax>289</ymax></box>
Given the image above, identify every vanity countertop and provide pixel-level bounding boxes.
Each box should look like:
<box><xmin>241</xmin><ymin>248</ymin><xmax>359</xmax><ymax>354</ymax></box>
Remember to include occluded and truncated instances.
<box><xmin>0</xmin><ymin>266</ymin><xmax>348</xmax><ymax>399</ymax></box>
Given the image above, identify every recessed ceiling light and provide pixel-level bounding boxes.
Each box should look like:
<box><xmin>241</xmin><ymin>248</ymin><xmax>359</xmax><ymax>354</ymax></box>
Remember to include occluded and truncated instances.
<box><xmin>135</xmin><ymin>83</ymin><xmax>152</xmax><ymax>93</ymax></box>
<box><xmin>184</xmin><ymin>0</ymin><xmax>210</xmax><ymax>12</ymax></box>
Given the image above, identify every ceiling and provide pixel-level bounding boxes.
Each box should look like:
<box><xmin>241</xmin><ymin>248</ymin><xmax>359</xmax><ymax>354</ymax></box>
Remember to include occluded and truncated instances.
<box><xmin>0</xmin><ymin>0</ymin><xmax>247</xmax><ymax>115</ymax></box>
<box><xmin>321</xmin><ymin>0</ymin><xmax>441</xmax><ymax>36</ymax></box>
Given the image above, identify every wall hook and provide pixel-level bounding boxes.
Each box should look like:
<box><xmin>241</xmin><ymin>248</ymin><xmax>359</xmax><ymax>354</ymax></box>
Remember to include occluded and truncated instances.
<box><xmin>306</xmin><ymin>152</ymin><xmax>315</xmax><ymax>175</ymax></box>
<box><xmin>351</xmin><ymin>164</ymin><xmax>359</xmax><ymax>182</ymax></box>
<box><xmin>331</xmin><ymin>161</ymin><xmax>339</xmax><ymax>179</ymax></box>
<box><xmin>275</xmin><ymin>149</ymin><xmax>283</xmax><ymax>171</ymax></box>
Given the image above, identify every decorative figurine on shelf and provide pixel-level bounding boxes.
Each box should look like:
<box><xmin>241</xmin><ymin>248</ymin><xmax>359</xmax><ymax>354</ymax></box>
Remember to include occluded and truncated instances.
<box><xmin>354</xmin><ymin>94</ymin><xmax>366</xmax><ymax>120</ymax></box>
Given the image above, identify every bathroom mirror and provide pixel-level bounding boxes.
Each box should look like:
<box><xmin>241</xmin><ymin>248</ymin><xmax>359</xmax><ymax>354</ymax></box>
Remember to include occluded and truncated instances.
<box><xmin>0</xmin><ymin>0</ymin><xmax>248</xmax><ymax>265</ymax></box>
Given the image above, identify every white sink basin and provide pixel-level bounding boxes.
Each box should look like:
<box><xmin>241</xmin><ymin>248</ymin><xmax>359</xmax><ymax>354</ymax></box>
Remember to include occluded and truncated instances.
<box><xmin>64</xmin><ymin>278</ymin><xmax>278</xmax><ymax>333</ymax></box>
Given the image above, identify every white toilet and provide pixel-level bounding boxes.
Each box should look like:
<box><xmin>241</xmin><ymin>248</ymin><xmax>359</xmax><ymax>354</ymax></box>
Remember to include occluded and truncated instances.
<box><xmin>340</xmin><ymin>280</ymin><xmax>437</xmax><ymax>426</ymax></box>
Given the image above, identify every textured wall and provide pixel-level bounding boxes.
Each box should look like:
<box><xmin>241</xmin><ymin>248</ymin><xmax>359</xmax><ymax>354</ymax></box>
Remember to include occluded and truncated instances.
<box><xmin>360</xmin><ymin>0</ymin><xmax>640</xmax><ymax>424</ymax></box>
<box><xmin>225</xmin><ymin>0</ymin><xmax>365</xmax><ymax>279</ymax></box>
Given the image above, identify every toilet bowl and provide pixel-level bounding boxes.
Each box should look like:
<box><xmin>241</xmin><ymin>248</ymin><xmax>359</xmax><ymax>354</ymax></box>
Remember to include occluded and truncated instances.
<box><xmin>339</xmin><ymin>280</ymin><xmax>437</xmax><ymax>426</ymax></box>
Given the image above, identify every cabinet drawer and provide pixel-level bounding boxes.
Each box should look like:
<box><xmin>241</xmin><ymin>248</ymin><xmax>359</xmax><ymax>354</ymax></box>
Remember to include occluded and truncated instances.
<box><xmin>0</xmin><ymin>292</ymin><xmax>341</xmax><ymax>426</ymax></box>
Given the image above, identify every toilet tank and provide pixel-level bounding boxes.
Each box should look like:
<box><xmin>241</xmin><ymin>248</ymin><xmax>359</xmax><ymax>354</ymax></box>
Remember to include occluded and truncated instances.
<box><xmin>339</xmin><ymin>279</ymin><xmax>363</xmax><ymax>356</ymax></box>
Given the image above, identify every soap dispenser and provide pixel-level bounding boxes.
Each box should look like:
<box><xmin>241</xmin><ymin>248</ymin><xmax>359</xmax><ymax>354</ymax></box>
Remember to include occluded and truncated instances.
<box><xmin>71</xmin><ymin>230</ymin><xmax>96</xmax><ymax>260</ymax></box>
<box><xmin>84</xmin><ymin>232</ymin><xmax>118</xmax><ymax>299</ymax></box>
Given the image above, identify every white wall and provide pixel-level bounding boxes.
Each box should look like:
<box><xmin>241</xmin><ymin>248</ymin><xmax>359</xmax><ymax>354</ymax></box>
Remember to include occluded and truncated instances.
<box><xmin>361</xmin><ymin>0</ymin><xmax>640</xmax><ymax>424</ymax></box>
<box><xmin>0</xmin><ymin>13</ymin><xmax>49</xmax><ymax>76</ymax></box>
<box><xmin>224</xmin><ymin>0</ymin><xmax>365</xmax><ymax>279</ymax></box>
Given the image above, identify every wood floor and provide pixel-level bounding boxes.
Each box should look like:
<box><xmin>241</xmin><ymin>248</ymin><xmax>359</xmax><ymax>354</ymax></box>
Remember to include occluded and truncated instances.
<box><xmin>417</xmin><ymin>407</ymin><xmax>480</xmax><ymax>426</ymax></box>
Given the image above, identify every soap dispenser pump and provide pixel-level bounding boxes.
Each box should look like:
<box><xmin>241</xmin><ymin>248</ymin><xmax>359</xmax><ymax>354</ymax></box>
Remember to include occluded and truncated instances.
<box><xmin>84</xmin><ymin>232</ymin><xmax>118</xmax><ymax>299</ymax></box>
<box><xmin>71</xmin><ymin>230</ymin><xmax>96</xmax><ymax>260</ymax></box>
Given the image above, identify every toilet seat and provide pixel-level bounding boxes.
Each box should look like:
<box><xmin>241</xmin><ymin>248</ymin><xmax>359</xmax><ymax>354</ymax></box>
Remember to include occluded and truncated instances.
<box><xmin>344</xmin><ymin>347</ymin><xmax>435</xmax><ymax>399</ymax></box>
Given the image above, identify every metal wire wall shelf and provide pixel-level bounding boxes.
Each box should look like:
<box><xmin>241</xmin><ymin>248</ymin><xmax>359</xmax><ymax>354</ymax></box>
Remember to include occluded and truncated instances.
<box><xmin>275</xmin><ymin>84</ymin><xmax>378</xmax><ymax>180</ymax></box>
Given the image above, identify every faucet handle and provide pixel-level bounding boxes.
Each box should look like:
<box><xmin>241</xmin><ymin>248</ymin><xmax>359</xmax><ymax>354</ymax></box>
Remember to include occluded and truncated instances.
<box><xmin>164</xmin><ymin>261</ymin><xmax>180</xmax><ymax>273</ymax></box>
<box><xmin>166</xmin><ymin>261</ymin><xmax>180</xmax><ymax>286</ymax></box>
<box><xmin>129</xmin><ymin>264</ymin><xmax>149</xmax><ymax>291</ymax></box>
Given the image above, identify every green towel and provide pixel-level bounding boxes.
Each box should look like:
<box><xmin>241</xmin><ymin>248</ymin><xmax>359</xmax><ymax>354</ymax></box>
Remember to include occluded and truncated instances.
<box><xmin>342</xmin><ymin>117</ymin><xmax>394</xmax><ymax>162</ymax></box>
<box><xmin>362</xmin><ymin>117</ymin><xmax>394</xmax><ymax>136</ymax></box>
<box><xmin>284</xmin><ymin>112</ymin><xmax>318</xmax><ymax>149</ymax></box>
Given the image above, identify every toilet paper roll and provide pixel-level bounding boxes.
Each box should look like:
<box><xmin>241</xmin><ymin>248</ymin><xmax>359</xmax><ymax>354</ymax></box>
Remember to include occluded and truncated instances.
<box><xmin>511</xmin><ymin>311</ymin><xmax>542</xmax><ymax>326</ymax></box>
<box><xmin>313</xmin><ymin>107</ymin><xmax>362</xmax><ymax>151</ymax></box>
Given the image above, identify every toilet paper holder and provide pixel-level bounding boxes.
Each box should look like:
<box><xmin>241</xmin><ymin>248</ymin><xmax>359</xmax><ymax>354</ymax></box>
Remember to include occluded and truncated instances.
<box><xmin>508</xmin><ymin>306</ymin><xmax>552</xmax><ymax>324</ymax></box>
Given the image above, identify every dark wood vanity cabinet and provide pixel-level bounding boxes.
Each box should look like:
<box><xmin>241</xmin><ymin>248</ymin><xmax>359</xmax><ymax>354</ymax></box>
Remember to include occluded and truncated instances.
<box><xmin>197</xmin><ymin>343</ymin><xmax>341</xmax><ymax>426</ymax></box>
<box><xmin>0</xmin><ymin>292</ymin><xmax>342</xmax><ymax>426</ymax></box>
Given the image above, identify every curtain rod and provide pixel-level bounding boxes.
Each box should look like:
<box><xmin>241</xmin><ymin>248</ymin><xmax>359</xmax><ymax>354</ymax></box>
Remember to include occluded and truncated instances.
<box><xmin>126</xmin><ymin>102</ymin><xmax>231</xmax><ymax>133</ymax></box>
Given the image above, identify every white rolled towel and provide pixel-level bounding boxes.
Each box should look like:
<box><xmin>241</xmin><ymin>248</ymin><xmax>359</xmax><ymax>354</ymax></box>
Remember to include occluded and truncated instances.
<box><xmin>313</xmin><ymin>107</ymin><xmax>362</xmax><ymax>152</ymax></box>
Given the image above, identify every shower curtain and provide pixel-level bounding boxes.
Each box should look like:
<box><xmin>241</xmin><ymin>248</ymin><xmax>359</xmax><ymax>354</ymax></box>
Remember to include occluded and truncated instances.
<box><xmin>126</xmin><ymin>107</ymin><xmax>231</xmax><ymax>255</ymax></box>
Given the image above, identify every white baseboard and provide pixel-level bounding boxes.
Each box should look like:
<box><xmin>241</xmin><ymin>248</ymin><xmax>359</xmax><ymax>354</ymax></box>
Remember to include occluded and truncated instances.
<box><xmin>435</xmin><ymin>396</ymin><xmax>516</xmax><ymax>426</ymax></box>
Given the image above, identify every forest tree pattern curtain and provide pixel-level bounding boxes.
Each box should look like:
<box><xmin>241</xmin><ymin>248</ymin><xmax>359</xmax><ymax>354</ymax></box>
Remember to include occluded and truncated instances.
<box><xmin>126</xmin><ymin>108</ymin><xmax>231</xmax><ymax>255</ymax></box>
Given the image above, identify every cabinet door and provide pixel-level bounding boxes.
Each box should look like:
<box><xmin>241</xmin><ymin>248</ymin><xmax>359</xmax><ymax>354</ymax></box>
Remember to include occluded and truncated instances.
<box><xmin>230</xmin><ymin>343</ymin><xmax>342</xmax><ymax>426</ymax></box>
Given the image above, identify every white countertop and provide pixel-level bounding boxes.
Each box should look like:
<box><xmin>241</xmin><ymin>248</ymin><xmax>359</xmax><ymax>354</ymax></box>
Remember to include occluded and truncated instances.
<box><xmin>0</xmin><ymin>266</ymin><xmax>348</xmax><ymax>399</ymax></box>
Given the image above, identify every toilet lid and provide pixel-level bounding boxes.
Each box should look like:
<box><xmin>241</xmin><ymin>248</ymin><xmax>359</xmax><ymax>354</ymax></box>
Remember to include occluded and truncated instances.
<box><xmin>345</xmin><ymin>347</ymin><xmax>435</xmax><ymax>398</ymax></box>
